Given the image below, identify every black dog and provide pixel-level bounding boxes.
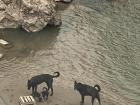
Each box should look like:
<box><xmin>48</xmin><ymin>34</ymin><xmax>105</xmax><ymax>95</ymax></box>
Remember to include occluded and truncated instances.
<box><xmin>74</xmin><ymin>81</ymin><xmax>101</xmax><ymax>105</ymax></box>
<box><xmin>27</xmin><ymin>72</ymin><xmax>60</xmax><ymax>96</ymax></box>
<box><xmin>41</xmin><ymin>87</ymin><xmax>49</xmax><ymax>101</ymax></box>
<box><xmin>33</xmin><ymin>87</ymin><xmax>49</xmax><ymax>102</ymax></box>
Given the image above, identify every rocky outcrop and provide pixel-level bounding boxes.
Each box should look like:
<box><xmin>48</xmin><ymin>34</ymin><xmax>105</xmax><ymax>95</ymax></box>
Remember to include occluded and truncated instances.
<box><xmin>0</xmin><ymin>0</ymin><xmax>66</xmax><ymax>32</ymax></box>
<box><xmin>21</xmin><ymin>0</ymin><xmax>60</xmax><ymax>32</ymax></box>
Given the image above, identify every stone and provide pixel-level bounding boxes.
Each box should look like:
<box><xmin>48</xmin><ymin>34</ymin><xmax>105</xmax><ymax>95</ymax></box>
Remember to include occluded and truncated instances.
<box><xmin>0</xmin><ymin>39</ymin><xmax>13</xmax><ymax>48</ymax></box>
<box><xmin>21</xmin><ymin>0</ymin><xmax>58</xmax><ymax>32</ymax></box>
<box><xmin>0</xmin><ymin>39</ymin><xmax>9</xmax><ymax>45</ymax></box>
<box><xmin>0</xmin><ymin>53</ymin><xmax>4</xmax><ymax>59</ymax></box>
<box><xmin>0</xmin><ymin>0</ymin><xmax>63</xmax><ymax>32</ymax></box>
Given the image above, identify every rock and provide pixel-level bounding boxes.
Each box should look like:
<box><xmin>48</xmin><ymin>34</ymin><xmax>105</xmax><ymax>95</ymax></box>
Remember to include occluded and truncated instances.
<box><xmin>0</xmin><ymin>0</ymin><xmax>63</xmax><ymax>32</ymax></box>
<box><xmin>0</xmin><ymin>53</ymin><xmax>4</xmax><ymax>59</ymax></box>
<box><xmin>48</xmin><ymin>14</ymin><xmax>62</xmax><ymax>26</ymax></box>
<box><xmin>0</xmin><ymin>39</ymin><xmax>9</xmax><ymax>45</ymax></box>
<box><xmin>21</xmin><ymin>0</ymin><xmax>60</xmax><ymax>32</ymax></box>
<box><xmin>0</xmin><ymin>39</ymin><xmax>13</xmax><ymax>48</ymax></box>
<box><xmin>2</xmin><ymin>0</ymin><xmax>12</xmax><ymax>5</ymax></box>
<box><xmin>0</xmin><ymin>0</ymin><xmax>22</xmax><ymax>28</ymax></box>
<box><xmin>0</xmin><ymin>0</ymin><xmax>6</xmax><ymax>10</ymax></box>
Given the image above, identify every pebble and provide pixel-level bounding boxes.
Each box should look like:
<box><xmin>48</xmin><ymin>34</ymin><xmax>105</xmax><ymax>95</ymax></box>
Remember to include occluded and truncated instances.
<box><xmin>0</xmin><ymin>39</ymin><xmax>9</xmax><ymax>45</ymax></box>
<box><xmin>0</xmin><ymin>53</ymin><xmax>4</xmax><ymax>59</ymax></box>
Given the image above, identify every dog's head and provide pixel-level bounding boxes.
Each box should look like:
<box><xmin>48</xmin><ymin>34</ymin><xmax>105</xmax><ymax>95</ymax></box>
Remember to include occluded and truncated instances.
<box><xmin>42</xmin><ymin>87</ymin><xmax>48</xmax><ymax>91</ymax></box>
<box><xmin>42</xmin><ymin>87</ymin><xmax>49</xmax><ymax>98</ymax></box>
<box><xmin>27</xmin><ymin>80</ymin><xmax>32</xmax><ymax>90</ymax></box>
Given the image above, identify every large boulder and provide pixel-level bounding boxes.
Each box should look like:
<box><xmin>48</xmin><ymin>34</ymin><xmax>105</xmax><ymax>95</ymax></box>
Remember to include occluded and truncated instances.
<box><xmin>0</xmin><ymin>0</ymin><xmax>62</xmax><ymax>32</ymax></box>
<box><xmin>21</xmin><ymin>0</ymin><xmax>59</xmax><ymax>32</ymax></box>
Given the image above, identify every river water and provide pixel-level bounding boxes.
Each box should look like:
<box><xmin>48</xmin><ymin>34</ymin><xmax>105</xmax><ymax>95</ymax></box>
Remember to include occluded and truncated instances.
<box><xmin>0</xmin><ymin>0</ymin><xmax>140</xmax><ymax>105</ymax></box>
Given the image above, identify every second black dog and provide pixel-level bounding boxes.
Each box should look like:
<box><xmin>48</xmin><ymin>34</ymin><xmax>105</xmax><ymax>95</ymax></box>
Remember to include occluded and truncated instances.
<box><xmin>27</xmin><ymin>72</ymin><xmax>60</xmax><ymax>96</ymax></box>
<box><xmin>41</xmin><ymin>87</ymin><xmax>49</xmax><ymax>101</ymax></box>
<box><xmin>74</xmin><ymin>81</ymin><xmax>101</xmax><ymax>105</ymax></box>
<box><xmin>33</xmin><ymin>87</ymin><xmax>49</xmax><ymax>102</ymax></box>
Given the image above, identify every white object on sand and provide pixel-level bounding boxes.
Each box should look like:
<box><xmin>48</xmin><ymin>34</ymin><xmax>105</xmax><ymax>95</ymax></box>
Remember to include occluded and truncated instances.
<box><xmin>19</xmin><ymin>96</ymin><xmax>36</xmax><ymax>105</ymax></box>
<box><xmin>0</xmin><ymin>39</ymin><xmax>9</xmax><ymax>45</ymax></box>
<box><xmin>0</xmin><ymin>53</ymin><xmax>3</xmax><ymax>59</ymax></box>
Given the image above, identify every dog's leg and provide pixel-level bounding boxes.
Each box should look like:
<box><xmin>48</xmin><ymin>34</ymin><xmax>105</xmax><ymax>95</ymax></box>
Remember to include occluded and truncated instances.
<box><xmin>46</xmin><ymin>82</ymin><xmax>49</xmax><ymax>90</ymax></box>
<box><xmin>32</xmin><ymin>86</ymin><xmax>35</xmax><ymax>96</ymax></box>
<box><xmin>80</xmin><ymin>95</ymin><xmax>84</xmax><ymax>105</ymax></box>
<box><xmin>47</xmin><ymin>86</ymin><xmax>50</xmax><ymax>93</ymax></box>
<box><xmin>35</xmin><ymin>86</ymin><xmax>38</xmax><ymax>93</ymax></box>
<box><xmin>91</xmin><ymin>97</ymin><xmax>95</xmax><ymax>105</ymax></box>
<box><xmin>50</xmin><ymin>83</ymin><xmax>53</xmax><ymax>96</ymax></box>
<box><xmin>96</xmin><ymin>94</ymin><xmax>101</xmax><ymax>105</ymax></box>
<box><xmin>47</xmin><ymin>80</ymin><xmax>53</xmax><ymax>96</ymax></box>
<box><xmin>41</xmin><ymin>93</ymin><xmax>45</xmax><ymax>103</ymax></box>
<box><xmin>50</xmin><ymin>79</ymin><xmax>53</xmax><ymax>96</ymax></box>
<box><xmin>46</xmin><ymin>82</ymin><xmax>52</xmax><ymax>95</ymax></box>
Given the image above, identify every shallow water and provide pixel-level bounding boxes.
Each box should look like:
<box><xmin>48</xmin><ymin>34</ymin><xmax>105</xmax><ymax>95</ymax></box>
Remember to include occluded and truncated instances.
<box><xmin>0</xmin><ymin>0</ymin><xmax>140</xmax><ymax>105</ymax></box>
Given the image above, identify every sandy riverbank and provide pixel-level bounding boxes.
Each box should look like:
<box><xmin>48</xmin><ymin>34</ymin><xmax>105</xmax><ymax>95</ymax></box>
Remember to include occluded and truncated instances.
<box><xmin>0</xmin><ymin>74</ymin><xmax>96</xmax><ymax>105</ymax></box>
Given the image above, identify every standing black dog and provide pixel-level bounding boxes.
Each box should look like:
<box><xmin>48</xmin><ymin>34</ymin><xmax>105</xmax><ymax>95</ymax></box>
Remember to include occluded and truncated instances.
<box><xmin>27</xmin><ymin>72</ymin><xmax>60</xmax><ymax>96</ymax></box>
<box><xmin>74</xmin><ymin>81</ymin><xmax>101</xmax><ymax>105</ymax></box>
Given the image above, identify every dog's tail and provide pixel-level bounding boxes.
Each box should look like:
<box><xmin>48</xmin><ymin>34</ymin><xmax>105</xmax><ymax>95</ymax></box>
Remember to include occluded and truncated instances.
<box><xmin>94</xmin><ymin>84</ymin><xmax>101</xmax><ymax>92</ymax></box>
<box><xmin>52</xmin><ymin>72</ymin><xmax>60</xmax><ymax>78</ymax></box>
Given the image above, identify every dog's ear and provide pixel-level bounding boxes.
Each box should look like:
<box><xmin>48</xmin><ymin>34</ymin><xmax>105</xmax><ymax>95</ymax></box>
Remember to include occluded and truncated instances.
<box><xmin>74</xmin><ymin>81</ymin><xmax>77</xmax><ymax>90</ymax></box>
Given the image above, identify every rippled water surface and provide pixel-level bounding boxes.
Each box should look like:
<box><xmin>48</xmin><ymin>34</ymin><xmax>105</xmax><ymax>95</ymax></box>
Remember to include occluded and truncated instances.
<box><xmin>0</xmin><ymin>0</ymin><xmax>140</xmax><ymax>105</ymax></box>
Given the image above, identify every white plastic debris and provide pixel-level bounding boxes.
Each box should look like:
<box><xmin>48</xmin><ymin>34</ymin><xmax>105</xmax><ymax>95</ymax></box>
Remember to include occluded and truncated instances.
<box><xmin>0</xmin><ymin>53</ymin><xmax>3</xmax><ymax>59</ymax></box>
<box><xmin>0</xmin><ymin>39</ymin><xmax>9</xmax><ymax>45</ymax></box>
<box><xmin>0</xmin><ymin>39</ymin><xmax>13</xmax><ymax>48</ymax></box>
